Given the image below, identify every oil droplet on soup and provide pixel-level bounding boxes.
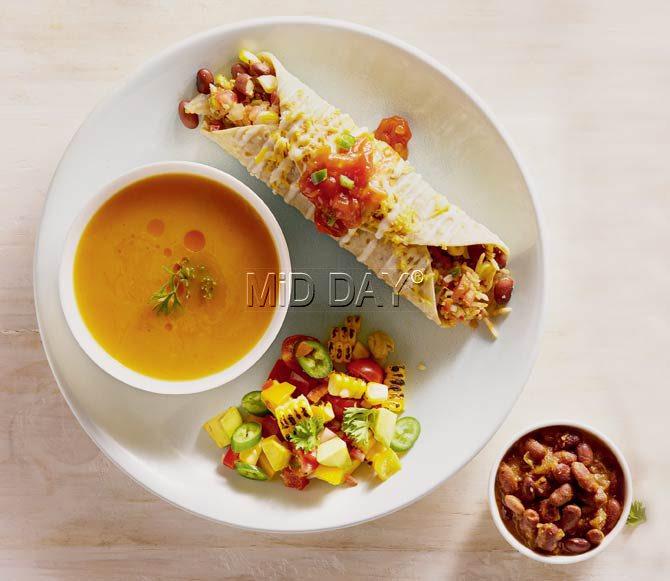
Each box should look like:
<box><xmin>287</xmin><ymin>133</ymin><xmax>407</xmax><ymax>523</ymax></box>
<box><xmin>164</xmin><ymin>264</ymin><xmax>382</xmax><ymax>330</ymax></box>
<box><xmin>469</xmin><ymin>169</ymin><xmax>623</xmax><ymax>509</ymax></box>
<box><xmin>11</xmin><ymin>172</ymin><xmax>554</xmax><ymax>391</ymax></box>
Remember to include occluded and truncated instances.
<box><xmin>184</xmin><ymin>229</ymin><xmax>206</xmax><ymax>252</ymax></box>
<box><xmin>73</xmin><ymin>173</ymin><xmax>279</xmax><ymax>380</ymax></box>
<box><xmin>147</xmin><ymin>218</ymin><xmax>164</xmax><ymax>236</ymax></box>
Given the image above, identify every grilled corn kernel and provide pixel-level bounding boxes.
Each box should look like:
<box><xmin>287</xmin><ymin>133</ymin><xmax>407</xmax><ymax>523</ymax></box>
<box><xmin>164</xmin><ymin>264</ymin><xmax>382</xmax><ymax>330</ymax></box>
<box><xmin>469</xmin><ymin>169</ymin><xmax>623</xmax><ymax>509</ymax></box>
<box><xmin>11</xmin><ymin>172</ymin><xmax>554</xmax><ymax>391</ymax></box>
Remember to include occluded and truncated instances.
<box><xmin>368</xmin><ymin>331</ymin><xmax>395</xmax><ymax>362</ymax></box>
<box><xmin>327</xmin><ymin>372</ymin><xmax>366</xmax><ymax>399</ymax></box>
<box><xmin>257</xmin><ymin>74</ymin><xmax>278</xmax><ymax>94</ymax></box>
<box><xmin>476</xmin><ymin>262</ymin><xmax>497</xmax><ymax>291</ymax></box>
<box><xmin>257</xmin><ymin>51</ymin><xmax>274</xmax><ymax>65</ymax></box>
<box><xmin>274</xmin><ymin>395</ymin><xmax>313</xmax><ymax>439</ymax></box>
<box><xmin>328</xmin><ymin>325</ymin><xmax>357</xmax><ymax>363</ymax></box>
<box><xmin>238</xmin><ymin>49</ymin><xmax>260</xmax><ymax>65</ymax></box>
<box><xmin>383</xmin><ymin>364</ymin><xmax>406</xmax><ymax>413</ymax></box>
<box><xmin>214</xmin><ymin>74</ymin><xmax>232</xmax><ymax>89</ymax></box>
<box><xmin>311</xmin><ymin>402</ymin><xmax>335</xmax><ymax>423</ymax></box>
<box><xmin>344</xmin><ymin>315</ymin><xmax>362</xmax><ymax>332</ymax></box>
<box><xmin>256</xmin><ymin>110</ymin><xmax>279</xmax><ymax>125</ymax></box>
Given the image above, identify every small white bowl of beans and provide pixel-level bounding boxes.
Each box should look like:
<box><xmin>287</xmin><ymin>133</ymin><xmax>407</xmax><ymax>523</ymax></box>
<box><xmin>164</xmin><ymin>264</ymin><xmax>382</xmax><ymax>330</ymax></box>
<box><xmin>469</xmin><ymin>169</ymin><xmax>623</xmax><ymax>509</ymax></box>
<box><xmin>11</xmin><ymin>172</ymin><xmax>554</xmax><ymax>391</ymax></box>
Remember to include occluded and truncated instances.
<box><xmin>488</xmin><ymin>421</ymin><xmax>632</xmax><ymax>564</ymax></box>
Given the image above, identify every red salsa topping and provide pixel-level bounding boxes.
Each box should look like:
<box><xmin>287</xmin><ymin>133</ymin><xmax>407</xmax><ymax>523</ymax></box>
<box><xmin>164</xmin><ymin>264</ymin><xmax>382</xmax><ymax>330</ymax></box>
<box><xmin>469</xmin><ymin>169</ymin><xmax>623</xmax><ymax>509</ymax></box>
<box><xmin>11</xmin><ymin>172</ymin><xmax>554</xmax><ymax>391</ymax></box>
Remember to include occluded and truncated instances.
<box><xmin>299</xmin><ymin>137</ymin><xmax>384</xmax><ymax>237</ymax></box>
<box><xmin>374</xmin><ymin>115</ymin><xmax>412</xmax><ymax>160</ymax></box>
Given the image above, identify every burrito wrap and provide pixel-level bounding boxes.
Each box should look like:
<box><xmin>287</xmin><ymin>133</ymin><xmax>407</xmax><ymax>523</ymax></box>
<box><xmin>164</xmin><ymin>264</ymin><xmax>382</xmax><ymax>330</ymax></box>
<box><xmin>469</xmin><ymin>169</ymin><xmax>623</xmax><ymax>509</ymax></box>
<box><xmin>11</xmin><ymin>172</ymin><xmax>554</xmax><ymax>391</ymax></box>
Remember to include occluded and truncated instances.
<box><xmin>197</xmin><ymin>54</ymin><xmax>509</xmax><ymax>327</ymax></box>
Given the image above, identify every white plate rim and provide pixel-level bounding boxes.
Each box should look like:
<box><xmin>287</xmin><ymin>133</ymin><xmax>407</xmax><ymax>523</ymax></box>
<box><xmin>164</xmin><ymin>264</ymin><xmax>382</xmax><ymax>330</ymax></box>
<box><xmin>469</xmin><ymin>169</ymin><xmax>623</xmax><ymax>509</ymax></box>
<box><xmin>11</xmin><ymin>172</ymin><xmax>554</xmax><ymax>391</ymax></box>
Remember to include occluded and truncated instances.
<box><xmin>34</xmin><ymin>16</ymin><xmax>547</xmax><ymax>533</ymax></box>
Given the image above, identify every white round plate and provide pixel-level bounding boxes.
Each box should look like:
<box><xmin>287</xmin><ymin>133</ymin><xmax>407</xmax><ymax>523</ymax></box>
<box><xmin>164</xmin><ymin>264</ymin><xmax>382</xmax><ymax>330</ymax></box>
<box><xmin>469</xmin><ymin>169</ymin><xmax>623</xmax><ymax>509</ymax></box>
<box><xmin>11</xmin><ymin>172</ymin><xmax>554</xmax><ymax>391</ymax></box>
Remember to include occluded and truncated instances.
<box><xmin>35</xmin><ymin>17</ymin><xmax>544</xmax><ymax>532</ymax></box>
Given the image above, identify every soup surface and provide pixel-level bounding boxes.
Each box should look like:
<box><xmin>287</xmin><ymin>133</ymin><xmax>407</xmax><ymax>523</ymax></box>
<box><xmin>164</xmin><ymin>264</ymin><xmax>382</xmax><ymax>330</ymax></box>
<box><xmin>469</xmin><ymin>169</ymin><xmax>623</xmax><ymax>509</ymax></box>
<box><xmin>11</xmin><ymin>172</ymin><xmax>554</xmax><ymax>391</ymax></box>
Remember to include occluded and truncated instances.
<box><xmin>74</xmin><ymin>173</ymin><xmax>279</xmax><ymax>380</ymax></box>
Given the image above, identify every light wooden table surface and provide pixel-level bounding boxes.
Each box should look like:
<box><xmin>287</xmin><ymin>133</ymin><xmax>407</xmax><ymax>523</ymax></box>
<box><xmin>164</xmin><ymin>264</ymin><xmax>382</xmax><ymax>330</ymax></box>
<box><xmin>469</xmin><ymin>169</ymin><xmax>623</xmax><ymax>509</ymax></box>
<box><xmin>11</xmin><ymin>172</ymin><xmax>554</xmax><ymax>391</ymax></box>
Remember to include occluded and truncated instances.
<box><xmin>2</xmin><ymin>1</ymin><xmax>667</xmax><ymax>579</ymax></box>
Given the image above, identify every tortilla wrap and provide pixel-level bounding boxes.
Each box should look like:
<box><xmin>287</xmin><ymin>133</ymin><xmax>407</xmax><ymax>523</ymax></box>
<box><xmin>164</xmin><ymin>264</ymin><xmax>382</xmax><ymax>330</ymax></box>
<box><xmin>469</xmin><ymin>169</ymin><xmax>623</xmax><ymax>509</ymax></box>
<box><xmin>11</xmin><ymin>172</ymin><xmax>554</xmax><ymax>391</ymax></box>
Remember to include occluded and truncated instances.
<box><xmin>188</xmin><ymin>53</ymin><xmax>510</xmax><ymax>328</ymax></box>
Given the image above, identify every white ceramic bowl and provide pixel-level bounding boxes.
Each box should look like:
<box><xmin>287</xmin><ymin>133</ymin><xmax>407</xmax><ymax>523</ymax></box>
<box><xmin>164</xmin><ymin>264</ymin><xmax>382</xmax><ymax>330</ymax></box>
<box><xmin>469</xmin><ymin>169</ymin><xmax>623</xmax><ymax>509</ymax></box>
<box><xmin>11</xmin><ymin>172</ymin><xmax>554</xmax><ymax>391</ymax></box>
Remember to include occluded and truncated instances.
<box><xmin>58</xmin><ymin>161</ymin><xmax>291</xmax><ymax>395</ymax></box>
<box><xmin>488</xmin><ymin>420</ymin><xmax>632</xmax><ymax>564</ymax></box>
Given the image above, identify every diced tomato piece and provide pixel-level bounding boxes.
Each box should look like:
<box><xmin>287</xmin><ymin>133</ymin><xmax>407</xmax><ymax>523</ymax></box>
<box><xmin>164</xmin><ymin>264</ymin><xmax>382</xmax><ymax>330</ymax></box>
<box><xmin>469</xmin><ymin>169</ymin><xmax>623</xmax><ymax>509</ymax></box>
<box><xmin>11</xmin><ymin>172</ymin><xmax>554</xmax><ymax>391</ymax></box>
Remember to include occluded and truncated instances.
<box><xmin>343</xmin><ymin>474</ymin><xmax>358</xmax><ymax>487</ymax></box>
<box><xmin>268</xmin><ymin>358</ymin><xmax>292</xmax><ymax>382</ymax></box>
<box><xmin>222</xmin><ymin>448</ymin><xmax>238</xmax><ymax>469</ymax></box>
<box><xmin>494</xmin><ymin>247</ymin><xmax>508</xmax><ymax>268</ymax></box>
<box><xmin>299</xmin><ymin>138</ymin><xmax>382</xmax><ymax>237</ymax></box>
<box><xmin>347</xmin><ymin>358</ymin><xmax>385</xmax><ymax>384</ymax></box>
<box><xmin>374</xmin><ymin>115</ymin><xmax>412</xmax><ymax>160</ymax></box>
<box><xmin>281</xmin><ymin>467</ymin><xmax>310</xmax><ymax>490</ymax></box>
<box><xmin>350</xmin><ymin>447</ymin><xmax>366</xmax><ymax>462</ymax></box>
<box><xmin>292</xmin><ymin>450</ymin><xmax>319</xmax><ymax>476</ymax></box>
<box><xmin>261</xmin><ymin>379</ymin><xmax>275</xmax><ymax>390</ymax></box>
<box><xmin>324</xmin><ymin>395</ymin><xmax>359</xmax><ymax>420</ymax></box>
<box><xmin>260</xmin><ymin>415</ymin><xmax>282</xmax><ymax>439</ymax></box>
<box><xmin>288</xmin><ymin>369</ymin><xmax>316</xmax><ymax>397</ymax></box>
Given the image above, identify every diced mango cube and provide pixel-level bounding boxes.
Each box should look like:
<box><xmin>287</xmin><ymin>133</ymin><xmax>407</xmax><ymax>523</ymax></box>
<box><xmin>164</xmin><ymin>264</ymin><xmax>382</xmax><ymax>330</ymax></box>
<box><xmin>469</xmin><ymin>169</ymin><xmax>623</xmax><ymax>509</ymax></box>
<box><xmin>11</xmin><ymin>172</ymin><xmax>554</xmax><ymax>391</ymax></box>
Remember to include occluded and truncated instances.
<box><xmin>364</xmin><ymin>382</ymin><xmax>389</xmax><ymax>405</ymax></box>
<box><xmin>238</xmin><ymin>442</ymin><xmax>262</xmax><ymax>466</ymax></box>
<box><xmin>372</xmin><ymin>448</ymin><xmax>402</xmax><ymax>481</ymax></box>
<box><xmin>203</xmin><ymin>411</ymin><xmax>231</xmax><ymax>448</ymax></box>
<box><xmin>316</xmin><ymin>437</ymin><xmax>351</xmax><ymax>468</ymax></box>
<box><xmin>365</xmin><ymin>439</ymin><xmax>386</xmax><ymax>462</ymax></box>
<box><xmin>261</xmin><ymin>381</ymin><xmax>296</xmax><ymax>410</ymax></box>
<box><xmin>313</xmin><ymin>465</ymin><xmax>346</xmax><ymax>486</ymax></box>
<box><xmin>348</xmin><ymin>459</ymin><xmax>362</xmax><ymax>475</ymax></box>
<box><xmin>372</xmin><ymin>408</ymin><xmax>397</xmax><ymax>447</ymax></box>
<box><xmin>261</xmin><ymin>436</ymin><xmax>291</xmax><ymax>471</ymax></box>
<box><xmin>220</xmin><ymin>407</ymin><xmax>243</xmax><ymax>438</ymax></box>
<box><xmin>257</xmin><ymin>452</ymin><xmax>277</xmax><ymax>479</ymax></box>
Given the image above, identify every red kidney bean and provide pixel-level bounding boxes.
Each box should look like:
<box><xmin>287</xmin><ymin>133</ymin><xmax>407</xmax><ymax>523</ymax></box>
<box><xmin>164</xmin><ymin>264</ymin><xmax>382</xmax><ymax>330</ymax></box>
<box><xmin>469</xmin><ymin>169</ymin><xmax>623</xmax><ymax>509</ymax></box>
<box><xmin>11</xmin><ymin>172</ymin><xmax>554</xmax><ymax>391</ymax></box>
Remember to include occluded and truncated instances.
<box><xmin>196</xmin><ymin>68</ymin><xmax>214</xmax><ymax>94</ymax></box>
<box><xmin>593</xmin><ymin>487</ymin><xmax>608</xmax><ymax>507</ymax></box>
<box><xmin>563</xmin><ymin>538</ymin><xmax>591</xmax><ymax>554</ymax></box>
<box><xmin>554</xmin><ymin>450</ymin><xmax>578</xmax><ymax>465</ymax></box>
<box><xmin>467</xmin><ymin>244</ymin><xmax>486</xmax><ymax>267</ymax></box>
<box><xmin>231</xmin><ymin>62</ymin><xmax>249</xmax><ymax>77</ymax></box>
<box><xmin>497</xmin><ymin>463</ymin><xmax>519</xmax><ymax>495</ymax></box>
<box><xmin>493</xmin><ymin>277</ymin><xmax>514</xmax><ymax>305</ymax></box>
<box><xmin>504</xmin><ymin>495</ymin><xmax>525</xmax><ymax>516</ymax></box>
<box><xmin>519</xmin><ymin>509</ymin><xmax>540</xmax><ymax>541</ymax></box>
<box><xmin>524</xmin><ymin>438</ymin><xmax>547</xmax><ymax>462</ymax></box>
<box><xmin>494</xmin><ymin>247</ymin><xmax>507</xmax><ymax>268</ymax></box>
<box><xmin>558</xmin><ymin>433</ymin><xmax>581</xmax><ymax>450</ymax></box>
<box><xmin>536</xmin><ymin>523</ymin><xmax>564</xmax><ymax>552</ymax></box>
<box><xmin>178</xmin><ymin>100</ymin><xmax>199</xmax><ymax>129</ymax></box>
<box><xmin>560</xmin><ymin>504</ymin><xmax>581</xmax><ymax>532</ymax></box>
<box><xmin>576</xmin><ymin>443</ymin><xmax>594</xmax><ymax>466</ymax></box>
<box><xmin>549</xmin><ymin>483</ymin><xmax>574</xmax><ymax>507</ymax></box>
<box><xmin>540</xmin><ymin>428</ymin><xmax>564</xmax><ymax>447</ymax></box>
<box><xmin>604</xmin><ymin>499</ymin><xmax>622</xmax><ymax>532</ymax></box>
<box><xmin>539</xmin><ymin>499</ymin><xmax>560</xmax><ymax>522</ymax></box>
<box><xmin>249</xmin><ymin>61</ymin><xmax>272</xmax><ymax>76</ymax></box>
<box><xmin>552</xmin><ymin>463</ymin><xmax>572</xmax><ymax>484</ymax></box>
<box><xmin>519</xmin><ymin>474</ymin><xmax>536</xmax><ymax>502</ymax></box>
<box><xmin>534</xmin><ymin>476</ymin><xmax>552</xmax><ymax>498</ymax></box>
<box><xmin>586</xmin><ymin>528</ymin><xmax>605</xmax><ymax>545</ymax></box>
<box><xmin>235</xmin><ymin>73</ymin><xmax>255</xmax><ymax>98</ymax></box>
<box><xmin>572</xmin><ymin>462</ymin><xmax>599</xmax><ymax>493</ymax></box>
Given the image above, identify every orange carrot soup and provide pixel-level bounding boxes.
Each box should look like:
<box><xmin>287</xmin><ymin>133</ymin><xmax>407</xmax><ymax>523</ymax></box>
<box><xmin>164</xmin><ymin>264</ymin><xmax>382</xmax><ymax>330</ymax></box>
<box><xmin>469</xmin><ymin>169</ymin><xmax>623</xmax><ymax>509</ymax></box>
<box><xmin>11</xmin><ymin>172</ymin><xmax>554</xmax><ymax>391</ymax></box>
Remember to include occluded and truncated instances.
<box><xmin>73</xmin><ymin>173</ymin><xmax>279</xmax><ymax>380</ymax></box>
